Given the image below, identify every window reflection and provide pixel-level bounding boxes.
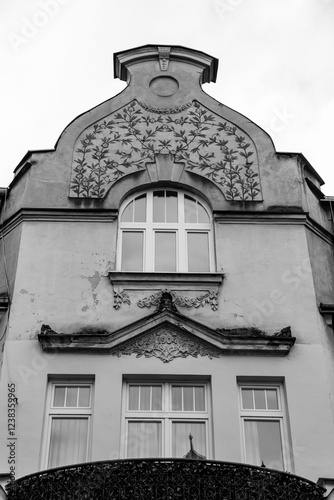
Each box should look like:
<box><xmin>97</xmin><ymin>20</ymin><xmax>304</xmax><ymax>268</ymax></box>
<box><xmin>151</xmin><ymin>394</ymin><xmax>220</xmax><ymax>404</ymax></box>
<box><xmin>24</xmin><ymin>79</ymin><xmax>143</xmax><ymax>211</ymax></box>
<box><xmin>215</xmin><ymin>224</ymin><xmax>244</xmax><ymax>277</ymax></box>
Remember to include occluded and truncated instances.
<box><xmin>121</xmin><ymin>232</ymin><xmax>143</xmax><ymax>271</ymax></box>
<box><xmin>155</xmin><ymin>232</ymin><xmax>176</xmax><ymax>272</ymax></box>
<box><xmin>187</xmin><ymin>233</ymin><xmax>209</xmax><ymax>272</ymax></box>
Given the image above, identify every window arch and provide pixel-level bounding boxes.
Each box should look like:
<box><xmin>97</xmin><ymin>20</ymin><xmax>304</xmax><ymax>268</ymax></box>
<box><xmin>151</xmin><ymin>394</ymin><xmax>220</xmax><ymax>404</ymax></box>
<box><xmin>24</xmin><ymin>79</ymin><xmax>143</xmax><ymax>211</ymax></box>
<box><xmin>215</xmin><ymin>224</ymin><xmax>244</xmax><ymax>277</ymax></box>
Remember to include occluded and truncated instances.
<box><xmin>118</xmin><ymin>189</ymin><xmax>214</xmax><ymax>272</ymax></box>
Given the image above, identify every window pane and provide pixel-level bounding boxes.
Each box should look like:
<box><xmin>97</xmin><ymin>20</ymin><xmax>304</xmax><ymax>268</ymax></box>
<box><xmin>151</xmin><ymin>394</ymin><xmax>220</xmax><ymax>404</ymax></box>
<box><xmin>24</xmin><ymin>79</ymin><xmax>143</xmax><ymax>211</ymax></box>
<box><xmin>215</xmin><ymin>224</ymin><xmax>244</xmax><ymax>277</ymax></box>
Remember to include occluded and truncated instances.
<box><xmin>153</xmin><ymin>191</ymin><xmax>165</xmax><ymax>222</ymax></box>
<box><xmin>121</xmin><ymin>200</ymin><xmax>133</xmax><ymax>222</ymax></box>
<box><xmin>140</xmin><ymin>386</ymin><xmax>151</xmax><ymax>411</ymax></box>
<box><xmin>172</xmin><ymin>422</ymin><xmax>206</xmax><ymax>458</ymax></box>
<box><xmin>166</xmin><ymin>191</ymin><xmax>178</xmax><ymax>222</ymax></box>
<box><xmin>48</xmin><ymin>418</ymin><xmax>88</xmax><ymax>468</ymax></box>
<box><xmin>183</xmin><ymin>387</ymin><xmax>194</xmax><ymax>411</ymax></box>
<box><xmin>152</xmin><ymin>386</ymin><xmax>162</xmax><ymax>411</ymax></box>
<box><xmin>172</xmin><ymin>386</ymin><xmax>182</xmax><ymax>411</ymax></box>
<box><xmin>129</xmin><ymin>386</ymin><xmax>139</xmax><ymax>410</ymax></box>
<box><xmin>155</xmin><ymin>232</ymin><xmax>176</xmax><ymax>272</ymax></box>
<box><xmin>242</xmin><ymin>389</ymin><xmax>254</xmax><ymax>409</ymax></box>
<box><xmin>121</xmin><ymin>232</ymin><xmax>143</xmax><ymax>271</ymax></box>
<box><xmin>127</xmin><ymin>422</ymin><xmax>162</xmax><ymax>458</ymax></box>
<box><xmin>184</xmin><ymin>195</ymin><xmax>197</xmax><ymax>223</ymax></box>
<box><xmin>66</xmin><ymin>387</ymin><xmax>78</xmax><ymax>407</ymax></box>
<box><xmin>244</xmin><ymin>420</ymin><xmax>284</xmax><ymax>470</ymax></box>
<box><xmin>78</xmin><ymin>387</ymin><xmax>90</xmax><ymax>407</ymax></box>
<box><xmin>134</xmin><ymin>194</ymin><xmax>146</xmax><ymax>222</ymax></box>
<box><xmin>195</xmin><ymin>387</ymin><xmax>205</xmax><ymax>411</ymax></box>
<box><xmin>53</xmin><ymin>386</ymin><xmax>66</xmax><ymax>407</ymax></box>
<box><xmin>267</xmin><ymin>390</ymin><xmax>279</xmax><ymax>410</ymax></box>
<box><xmin>187</xmin><ymin>233</ymin><xmax>209</xmax><ymax>272</ymax></box>
<box><xmin>254</xmin><ymin>390</ymin><xmax>266</xmax><ymax>410</ymax></box>
<box><xmin>198</xmin><ymin>203</ymin><xmax>209</xmax><ymax>223</ymax></box>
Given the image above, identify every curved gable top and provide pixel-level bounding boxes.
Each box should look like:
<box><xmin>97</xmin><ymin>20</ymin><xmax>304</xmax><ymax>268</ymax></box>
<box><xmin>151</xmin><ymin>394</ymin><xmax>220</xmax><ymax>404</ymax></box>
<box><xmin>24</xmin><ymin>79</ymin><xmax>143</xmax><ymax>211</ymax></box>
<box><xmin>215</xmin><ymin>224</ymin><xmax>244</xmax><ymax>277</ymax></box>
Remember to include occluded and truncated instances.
<box><xmin>113</xmin><ymin>44</ymin><xmax>219</xmax><ymax>84</ymax></box>
<box><xmin>69</xmin><ymin>44</ymin><xmax>264</xmax><ymax>201</ymax></box>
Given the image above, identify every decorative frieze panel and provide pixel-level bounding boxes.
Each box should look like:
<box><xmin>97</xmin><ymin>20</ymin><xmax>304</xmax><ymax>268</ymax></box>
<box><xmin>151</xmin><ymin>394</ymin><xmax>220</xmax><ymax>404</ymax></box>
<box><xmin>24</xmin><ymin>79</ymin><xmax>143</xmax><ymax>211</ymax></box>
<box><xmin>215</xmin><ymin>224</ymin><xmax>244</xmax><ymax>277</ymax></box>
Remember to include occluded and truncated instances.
<box><xmin>137</xmin><ymin>289</ymin><xmax>218</xmax><ymax>311</ymax></box>
<box><xmin>70</xmin><ymin>100</ymin><xmax>261</xmax><ymax>201</ymax></box>
<box><xmin>112</xmin><ymin>327</ymin><xmax>221</xmax><ymax>363</ymax></box>
<box><xmin>109</xmin><ymin>272</ymin><xmax>224</xmax><ymax>311</ymax></box>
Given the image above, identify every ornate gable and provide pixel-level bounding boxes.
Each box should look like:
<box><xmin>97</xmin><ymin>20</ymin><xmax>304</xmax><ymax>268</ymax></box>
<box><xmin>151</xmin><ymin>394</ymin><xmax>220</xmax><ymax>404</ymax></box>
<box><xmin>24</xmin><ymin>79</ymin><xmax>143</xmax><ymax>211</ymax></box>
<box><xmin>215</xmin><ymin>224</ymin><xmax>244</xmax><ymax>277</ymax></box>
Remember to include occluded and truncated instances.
<box><xmin>38</xmin><ymin>293</ymin><xmax>295</xmax><ymax>359</ymax></box>
<box><xmin>70</xmin><ymin>100</ymin><xmax>261</xmax><ymax>201</ymax></box>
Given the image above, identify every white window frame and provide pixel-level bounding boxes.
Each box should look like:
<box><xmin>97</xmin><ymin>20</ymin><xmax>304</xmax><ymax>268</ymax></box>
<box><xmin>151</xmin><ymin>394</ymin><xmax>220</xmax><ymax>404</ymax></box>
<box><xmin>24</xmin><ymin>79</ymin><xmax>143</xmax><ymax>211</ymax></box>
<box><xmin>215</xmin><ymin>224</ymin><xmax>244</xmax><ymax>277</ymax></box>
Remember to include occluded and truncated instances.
<box><xmin>42</xmin><ymin>380</ymin><xmax>93</xmax><ymax>469</ymax></box>
<box><xmin>122</xmin><ymin>380</ymin><xmax>211</xmax><ymax>459</ymax></box>
<box><xmin>117</xmin><ymin>189</ymin><xmax>215</xmax><ymax>272</ymax></box>
<box><xmin>239</xmin><ymin>383</ymin><xmax>290</xmax><ymax>471</ymax></box>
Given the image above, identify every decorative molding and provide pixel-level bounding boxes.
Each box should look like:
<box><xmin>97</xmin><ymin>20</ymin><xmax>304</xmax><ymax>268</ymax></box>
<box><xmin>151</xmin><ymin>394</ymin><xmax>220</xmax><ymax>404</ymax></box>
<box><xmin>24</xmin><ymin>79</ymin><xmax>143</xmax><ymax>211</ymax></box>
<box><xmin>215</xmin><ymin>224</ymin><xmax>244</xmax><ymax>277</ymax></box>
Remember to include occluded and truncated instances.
<box><xmin>137</xmin><ymin>100</ymin><xmax>192</xmax><ymax>114</ymax></box>
<box><xmin>319</xmin><ymin>303</ymin><xmax>334</xmax><ymax>328</ymax></box>
<box><xmin>38</xmin><ymin>311</ymin><xmax>295</xmax><ymax>357</ymax></box>
<box><xmin>158</xmin><ymin>46</ymin><xmax>171</xmax><ymax>71</ymax></box>
<box><xmin>113</xmin><ymin>289</ymin><xmax>131</xmax><ymax>309</ymax></box>
<box><xmin>6</xmin><ymin>459</ymin><xmax>325</xmax><ymax>500</ymax></box>
<box><xmin>216</xmin><ymin>326</ymin><xmax>293</xmax><ymax>338</ymax></box>
<box><xmin>0</xmin><ymin>296</ymin><xmax>10</xmax><ymax>313</ymax></box>
<box><xmin>112</xmin><ymin>327</ymin><xmax>221</xmax><ymax>363</ymax></box>
<box><xmin>137</xmin><ymin>289</ymin><xmax>218</xmax><ymax>311</ymax></box>
<box><xmin>70</xmin><ymin>100</ymin><xmax>261</xmax><ymax>201</ymax></box>
<box><xmin>109</xmin><ymin>272</ymin><xmax>224</xmax><ymax>288</ymax></box>
<box><xmin>0</xmin><ymin>208</ymin><xmax>118</xmax><ymax>239</ymax></box>
<box><xmin>109</xmin><ymin>272</ymin><xmax>224</xmax><ymax>311</ymax></box>
<box><xmin>113</xmin><ymin>45</ymin><xmax>218</xmax><ymax>84</ymax></box>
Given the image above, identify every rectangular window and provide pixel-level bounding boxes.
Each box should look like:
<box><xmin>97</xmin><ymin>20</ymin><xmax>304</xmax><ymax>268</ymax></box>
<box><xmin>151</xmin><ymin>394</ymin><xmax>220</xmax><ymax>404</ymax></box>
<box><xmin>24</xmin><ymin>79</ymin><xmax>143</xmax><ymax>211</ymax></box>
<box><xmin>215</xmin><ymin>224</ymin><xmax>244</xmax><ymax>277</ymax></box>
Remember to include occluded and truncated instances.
<box><xmin>45</xmin><ymin>381</ymin><xmax>93</xmax><ymax>469</ymax></box>
<box><xmin>187</xmin><ymin>232</ymin><xmax>210</xmax><ymax>272</ymax></box>
<box><xmin>154</xmin><ymin>232</ymin><xmax>176</xmax><ymax>272</ymax></box>
<box><xmin>121</xmin><ymin>231</ymin><xmax>144</xmax><ymax>271</ymax></box>
<box><xmin>239</xmin><ymin>384</ymin><xmax>287</xmax><ymax>470</ymax></box>
<box><xmin>123</xmin><ymin>381</ymin><xmax>210</xmax><ymax>459</ymax></box>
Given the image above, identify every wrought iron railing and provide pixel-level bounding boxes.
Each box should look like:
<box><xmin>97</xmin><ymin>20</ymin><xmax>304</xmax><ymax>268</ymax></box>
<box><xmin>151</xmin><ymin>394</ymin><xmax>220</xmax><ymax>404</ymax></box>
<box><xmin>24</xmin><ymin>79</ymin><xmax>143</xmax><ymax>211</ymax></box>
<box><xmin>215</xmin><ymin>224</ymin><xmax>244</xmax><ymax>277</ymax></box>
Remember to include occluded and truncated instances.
<box><xmin>6</xmin><ymin>459</ymin><xmax>325</xmax><ymax>499</ymax></box>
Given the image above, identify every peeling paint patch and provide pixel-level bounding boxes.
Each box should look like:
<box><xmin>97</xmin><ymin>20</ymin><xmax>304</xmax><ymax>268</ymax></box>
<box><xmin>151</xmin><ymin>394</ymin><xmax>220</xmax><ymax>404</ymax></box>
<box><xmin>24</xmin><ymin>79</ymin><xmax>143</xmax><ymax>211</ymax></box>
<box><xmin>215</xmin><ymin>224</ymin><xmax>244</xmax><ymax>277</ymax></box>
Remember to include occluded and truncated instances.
<box><xmin>20</xmin><ymin>289</ymin><xmax>28</xmax><ymax>294</ymax></box>
<box><xmin>87</xmin><ymin>271</ymin><xmax>101</xmax><ymax>292</ymax></box>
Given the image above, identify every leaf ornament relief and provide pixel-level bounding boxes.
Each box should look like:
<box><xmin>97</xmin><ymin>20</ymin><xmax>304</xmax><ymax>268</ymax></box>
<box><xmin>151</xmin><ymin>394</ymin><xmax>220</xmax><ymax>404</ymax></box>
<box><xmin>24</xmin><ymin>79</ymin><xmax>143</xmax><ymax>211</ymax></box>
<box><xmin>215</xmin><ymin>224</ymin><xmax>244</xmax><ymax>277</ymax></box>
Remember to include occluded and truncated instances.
<box><xmin>70</xmin><ymin>100</ymin><xmax>262</xmax><ymax>201</ymax></box>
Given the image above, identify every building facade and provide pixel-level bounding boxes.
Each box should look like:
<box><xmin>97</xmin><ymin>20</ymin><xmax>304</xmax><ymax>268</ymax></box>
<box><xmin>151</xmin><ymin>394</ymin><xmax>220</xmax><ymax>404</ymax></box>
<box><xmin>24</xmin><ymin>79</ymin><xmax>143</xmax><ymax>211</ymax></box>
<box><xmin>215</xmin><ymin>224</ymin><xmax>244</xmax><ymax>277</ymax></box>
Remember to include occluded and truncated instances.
<box><xmin>0</xmin><ymin>45</ymin><xmax>333</xmax><ymax>498</ymax></box>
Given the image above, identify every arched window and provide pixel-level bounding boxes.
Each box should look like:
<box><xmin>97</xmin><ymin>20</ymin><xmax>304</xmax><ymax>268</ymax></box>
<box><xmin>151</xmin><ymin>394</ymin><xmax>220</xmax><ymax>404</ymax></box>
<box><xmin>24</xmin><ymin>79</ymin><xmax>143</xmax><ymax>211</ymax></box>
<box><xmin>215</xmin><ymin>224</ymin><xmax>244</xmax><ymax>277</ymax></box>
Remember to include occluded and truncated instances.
<box><xmin>118</xmin><ymin>189</ymin><xmax>214</xmax><ymax>272</ymax></box>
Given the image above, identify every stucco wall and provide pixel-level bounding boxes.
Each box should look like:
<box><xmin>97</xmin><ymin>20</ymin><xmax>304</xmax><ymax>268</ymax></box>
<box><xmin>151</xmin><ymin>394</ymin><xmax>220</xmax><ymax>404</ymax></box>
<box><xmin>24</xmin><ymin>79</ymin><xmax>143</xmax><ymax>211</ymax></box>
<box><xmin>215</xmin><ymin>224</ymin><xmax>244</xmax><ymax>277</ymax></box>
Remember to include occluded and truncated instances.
<box><xmin>0</xmin><ymin>339</ymin><xmax>333</xmax><ymax>483</ymax></box>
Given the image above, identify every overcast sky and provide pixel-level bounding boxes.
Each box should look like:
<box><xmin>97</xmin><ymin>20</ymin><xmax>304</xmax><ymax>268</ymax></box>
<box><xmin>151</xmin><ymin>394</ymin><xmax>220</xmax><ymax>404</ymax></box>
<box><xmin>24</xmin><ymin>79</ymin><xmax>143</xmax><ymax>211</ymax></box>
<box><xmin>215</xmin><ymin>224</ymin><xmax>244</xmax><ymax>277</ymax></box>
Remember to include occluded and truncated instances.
<box><xmin>1</xmin><ymin>0</ymin><xmax>333</xmax><ymax>194</ymax></box>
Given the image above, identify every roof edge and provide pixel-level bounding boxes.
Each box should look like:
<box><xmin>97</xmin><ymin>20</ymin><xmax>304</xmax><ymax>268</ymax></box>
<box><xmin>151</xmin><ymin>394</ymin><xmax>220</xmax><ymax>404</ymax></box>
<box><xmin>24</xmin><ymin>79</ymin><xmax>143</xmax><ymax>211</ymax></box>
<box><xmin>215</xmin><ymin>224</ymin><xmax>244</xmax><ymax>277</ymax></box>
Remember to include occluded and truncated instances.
<box><xmin>113</xmin><ymin>44</ymin><xmax>218</xmax><ymax>84</ymax></box>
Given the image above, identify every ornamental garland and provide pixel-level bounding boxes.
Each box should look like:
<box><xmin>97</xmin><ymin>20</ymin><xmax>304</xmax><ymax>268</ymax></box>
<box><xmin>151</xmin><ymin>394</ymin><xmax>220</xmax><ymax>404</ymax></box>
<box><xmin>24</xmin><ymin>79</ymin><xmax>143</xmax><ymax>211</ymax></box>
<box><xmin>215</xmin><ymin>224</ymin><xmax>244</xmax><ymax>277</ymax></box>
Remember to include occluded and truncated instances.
<box><xmin>70</xmin><ymin>100</ymin><xmax>262</xmax><ymax>201</ymax></box>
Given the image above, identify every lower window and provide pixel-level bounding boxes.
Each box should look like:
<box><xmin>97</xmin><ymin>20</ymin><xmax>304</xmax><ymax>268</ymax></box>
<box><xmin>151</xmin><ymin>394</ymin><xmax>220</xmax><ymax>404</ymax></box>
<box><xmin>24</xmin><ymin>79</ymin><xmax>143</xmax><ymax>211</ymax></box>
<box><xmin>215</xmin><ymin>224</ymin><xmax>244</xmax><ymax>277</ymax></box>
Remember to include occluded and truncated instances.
<box><xmin>123</xmin><ymin>381</ymin><xmax>210</xmax><ymax>459</ymax></box>
<box><xmin>239</xmin><ymin>384</ymin><xmax>288</xmax><ymax>470</ymax></box>
<box><xmin>44</xmin><ymin>381</ymin><xmax>93</xmax><ymax>469</ymax></box>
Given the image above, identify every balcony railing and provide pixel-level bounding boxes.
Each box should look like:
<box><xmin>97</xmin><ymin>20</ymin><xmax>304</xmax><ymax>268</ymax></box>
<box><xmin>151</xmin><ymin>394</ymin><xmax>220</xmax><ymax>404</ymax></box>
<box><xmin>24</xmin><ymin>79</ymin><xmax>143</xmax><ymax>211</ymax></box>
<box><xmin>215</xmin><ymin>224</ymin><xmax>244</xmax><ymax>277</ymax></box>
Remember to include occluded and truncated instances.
<box><xmin>6</xmin><ymin>459</ymin><xmax>325</xmax><ymax>499</ymax></box>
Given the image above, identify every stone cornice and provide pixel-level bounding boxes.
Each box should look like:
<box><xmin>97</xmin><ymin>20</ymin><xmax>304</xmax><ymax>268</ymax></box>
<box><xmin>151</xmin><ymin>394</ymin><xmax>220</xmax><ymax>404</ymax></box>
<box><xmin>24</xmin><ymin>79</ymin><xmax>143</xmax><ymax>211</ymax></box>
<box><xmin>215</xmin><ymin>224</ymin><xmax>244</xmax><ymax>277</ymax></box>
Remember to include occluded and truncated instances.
<box><xmin>214</xmin><ymin>211</ymin><xmax>333</xmax><ymax>244</ymax></box>
<box><xmin>114</xmin><ymin>44</ymin><xmax>218</xmax><ymax>84</ymax></box>
<box><xmin>109</xmin><ymin>272</ymin><xmax>223</xmax><ymax>288</ymax></box>
<box><xmin>0</xmin><ymin>296</ymin><xmax>9</xmax><ymax>312</ymax></box>
<box><xmin>319</xmin><ymin>303</ymin><xmax>334</xmax><ymax>328</ymax></box>
<box><xmin>38</xmin><ymin>306</ymin><xmax>295</xmax><ymax>358</ymax></box>
<box><xmin>0</xmin><ymin>208</ymin><xmax>118</xmax><ymax>237</ymax></box>
<box><xmin>214</xmin><ymin>211</ymin><xmax>307</xmax><ymax>224</ymax></box>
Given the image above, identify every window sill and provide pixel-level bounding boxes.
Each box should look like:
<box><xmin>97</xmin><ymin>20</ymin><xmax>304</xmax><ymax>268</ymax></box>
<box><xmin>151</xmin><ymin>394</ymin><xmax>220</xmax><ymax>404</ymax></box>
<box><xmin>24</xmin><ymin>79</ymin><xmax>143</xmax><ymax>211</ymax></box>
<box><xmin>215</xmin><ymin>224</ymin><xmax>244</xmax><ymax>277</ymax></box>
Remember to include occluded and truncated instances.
<box><xmin>109</xmin><ymin>272</ymin><xmax>223</xmax><ymax>287</ymax></box>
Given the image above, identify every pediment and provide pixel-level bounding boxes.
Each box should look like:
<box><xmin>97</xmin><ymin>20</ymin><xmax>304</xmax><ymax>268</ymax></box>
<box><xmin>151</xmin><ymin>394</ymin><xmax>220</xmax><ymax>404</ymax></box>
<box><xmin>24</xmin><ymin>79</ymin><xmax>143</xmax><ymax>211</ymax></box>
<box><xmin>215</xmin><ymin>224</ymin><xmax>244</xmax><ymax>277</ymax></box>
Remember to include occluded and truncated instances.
<box><xmin>38</xmin><ymin>299</ymin><xmax>295</xmax><ymax>360</ymax></box>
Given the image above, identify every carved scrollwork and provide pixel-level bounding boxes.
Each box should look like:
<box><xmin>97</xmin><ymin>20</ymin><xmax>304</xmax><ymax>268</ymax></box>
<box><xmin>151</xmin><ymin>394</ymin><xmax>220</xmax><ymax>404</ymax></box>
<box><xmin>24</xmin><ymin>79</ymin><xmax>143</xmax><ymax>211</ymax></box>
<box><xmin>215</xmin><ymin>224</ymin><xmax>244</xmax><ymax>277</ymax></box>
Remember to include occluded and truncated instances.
<box><xmin>137</xmin><ymin>289</ymin><xmax>218</xmax><ymax>311</ymax></box>
<box><xmin>174</xmin><ymin>290</ymin><xmax>218</xmax><ymax>311</ymax></box>
<box><xmin>112</xmin><ymin>328</ymin><xmax>221</xmax><ymax>363</ymax></box>
<box><xmin>113</xmin><ymin>289</ymin><xmax>130</xmax><ymax>310</ymax></box>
